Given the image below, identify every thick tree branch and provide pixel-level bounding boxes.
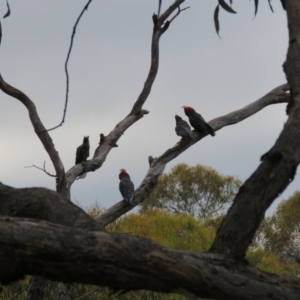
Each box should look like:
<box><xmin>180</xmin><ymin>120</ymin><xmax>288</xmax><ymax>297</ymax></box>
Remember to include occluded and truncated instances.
<box><xmin>96</xmin><ymin>83</ymin><xmax>290</xmax><ymax>226</ymax></box>
<box><xmin>0</xmin><ymin>75</ymin><xmax>68</xmax><ymax>198</ymax></box>
<box><xmin>211</xmin><ymin>0</ymin><xmax>300</xmax><ymax>259</ymax></box>
<box><xmin>65</xmin><ymin>0</ymin><xmax>186</xmax><ymax>186</ymax></box>
<box><xmin>0</xmin><ymin>216</ymin><xmax>300</xmax><ymax>300</ymax></box>
<box><xmin>211</xmin><ymin>83</ymin><xmax>289</xmax><ymax>130</ymax></box>
<box><xmin>0</xmin><ymin>183</ymin><xmax>103</xmax><ymax>231</ymax></box>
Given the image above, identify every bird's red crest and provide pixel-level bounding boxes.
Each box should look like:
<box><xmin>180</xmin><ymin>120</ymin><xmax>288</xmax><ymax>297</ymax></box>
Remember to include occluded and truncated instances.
<box><xmin>182</xmin><ymin>106</ymin><xmax>193</xmax><ymax>115</ymax></box>
<box><xmin>119</xmin><ymin>168</ymin><xmax>127</xmax><ymax>179</ymax></box>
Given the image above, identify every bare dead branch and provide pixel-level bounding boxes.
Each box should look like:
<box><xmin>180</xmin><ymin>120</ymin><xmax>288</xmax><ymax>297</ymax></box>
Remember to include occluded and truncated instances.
<box><xmin>0</xmin><ymin>74</ymin><xmax>68</xmax><ymax>198</ymax></box>
<box><xmin>65</xmin><ymin>0</ymin><xmax>186</xmax><ymax>186</ymax></box>
<box><xmin>169</xmin><ymin>6</ymin><xmax>191</xmax><ymax>24</ymax></box>
<box><xmin>159</xmin><ymin>0</ymin><xmax>185</xmax><ymax>24</ymax></box>
<box><xmin>210</xmin><ymin>0</ymin><xmax>300</xmax><ymax>259</ymax></box>
<box><xmin>0</xmin><ymin>182</ymin><xmax>103</xmax><ymax>231</ymax></box>
<box><xmin>96</xmin><ymin>83</ymin><xmax>290</xmax><ymax>227</ymax></box>
<box><xmin>0</xmin><ymin>216</ymin><xmax>300</xmax><ymax>300</ymax></box>
<box><xmin>45</xmin><ymin>0</ymin><xmax>93</xmax><ymax>132</ymax></box>
<box><xmin>131</xmin><ymin>0</ymin><xmax>185</xmax><ymax>113</ymax></box>
<box><xmin>25</xmin><ymin>161</ymin><xmax>56</xmax><ymax>178</ymax></box>
<box><xmin>157</xmin><ymin>0</ymin><xmax>162</xmax><ymax>17</ymax></box>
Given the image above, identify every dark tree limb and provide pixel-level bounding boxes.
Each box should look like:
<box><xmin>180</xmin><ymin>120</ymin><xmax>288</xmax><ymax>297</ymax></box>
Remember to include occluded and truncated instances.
<box><xmin>96</xmin><ymin>83</ymin><xmax>290</xmax><ymax>227</ymax></box>
<box><xmin>210</xmin><ymin>0</ymin><xmax>300</xmax><ymax>259</ymax></box>
<box><xmin>0</xmin><ymin>216</ymin><xmax>300</xmax><ymax>300</ymax></box>
<box><xmin>0</xmin><ymin>183</ymin><xmax>103</xmax><ymax>231</ymax></box>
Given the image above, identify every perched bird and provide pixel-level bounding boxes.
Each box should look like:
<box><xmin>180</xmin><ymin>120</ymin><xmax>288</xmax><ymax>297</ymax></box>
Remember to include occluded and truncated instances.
<box><xmin>175</xmin><ymin>115</ymin><xmax>193</xmax><ymax>139</ymax></box>
<box><xmin>182</xmin><ymin>106</ymin><xmax>216</xmax><ymax>136</ymax></box>
<box><xmin>119</xmin><ymin>169</ymin><xmax>135</xmax><ymax>206</ymax></box>
<box><xmin>75</xmin><ymin>136</ymin><xmax>90</xmax><ymax>165</ymax></box>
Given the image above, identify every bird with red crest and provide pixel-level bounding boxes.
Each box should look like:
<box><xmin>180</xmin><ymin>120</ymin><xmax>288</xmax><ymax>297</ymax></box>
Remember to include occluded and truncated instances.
<box><xmin>119</xmin><ymin>169</ymin><xmax>135</xmax><ymax>206</ymax></box>
<box><xmin>182</xmin><ymin>106</ymin><xmax>215</xmax><ymax>136</ymax></box>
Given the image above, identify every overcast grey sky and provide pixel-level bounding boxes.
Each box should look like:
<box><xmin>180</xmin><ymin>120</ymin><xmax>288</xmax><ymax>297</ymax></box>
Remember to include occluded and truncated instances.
<box><xmin>0</xmin><ymin>0</ymin><xmax>291</xmax><ymax>214</ymax></box>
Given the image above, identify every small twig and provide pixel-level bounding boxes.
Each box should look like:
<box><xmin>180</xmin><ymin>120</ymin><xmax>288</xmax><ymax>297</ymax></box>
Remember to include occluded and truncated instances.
<box><xmin>157</xmin><ymin>0</ymin><xmax>162</xmax><ymax>16</ymax></box>
<box><xmin>74</xmin><ymin>287</ymin><xmax>101</xmax><ymax>300</ymax></box>
<box><xmin>25</xmin><ymin>161</ymin><xmax>56</xmax><ymax>177</ymax></box>
<box><xmin>9</xmin><ymin>287</ymin><xmax>27</xmax><ymax>300</ymax></box>
<box><xmin>168</xmin><ymin>6</ymin><xmax>191</xmax><ymax>24</ymax></box>
<box><xmin>45</xmin><ymin>0</ymin><xmax>93</xmax><ymax>132</ymax></box>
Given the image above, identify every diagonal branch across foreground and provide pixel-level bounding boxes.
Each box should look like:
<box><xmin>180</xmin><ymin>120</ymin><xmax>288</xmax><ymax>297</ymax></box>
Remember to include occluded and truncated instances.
<box><xmin>96</xmin><ymin>83</ymin><xmax>290</xmax><ymax>227</ymax></box>
<box><xmin>0</xmin><ymin>216</ymin><xmax>299</xmax><ymax>300</ymax></box>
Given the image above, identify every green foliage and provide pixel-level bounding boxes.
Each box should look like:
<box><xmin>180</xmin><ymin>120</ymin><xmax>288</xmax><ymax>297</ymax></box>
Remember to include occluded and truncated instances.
<box><xmin>0</xmin><ymin>278</ymin><xmax>30</xmax><ymax>300</ymax></box>
<box><xmin>257</xmin><ymin>191</ymin><xmax>300</xmax><ymax>254</ymax></box>
<box><xmin>247</xmin><ymin>248</ymin><xmax>300</xmax><ymax>278</ymax></box>
<box><xmin>252</xmin><ymin>191</ymin><xmax>300</xmax><ymax>279</ymax></box>
<box><xmin>140</xmin><ymin>163</ymin><xmax>242</xmax><ymax>221</ymax></box>
<box><xmin>84</xmin><ymin>201</ymin><xmax>105</xmax><ymax>218</ymax></box>
<box><xmin>109</xmin><ymin>209</ymin><xmax>215</xmax><ymax>252</ymax></box>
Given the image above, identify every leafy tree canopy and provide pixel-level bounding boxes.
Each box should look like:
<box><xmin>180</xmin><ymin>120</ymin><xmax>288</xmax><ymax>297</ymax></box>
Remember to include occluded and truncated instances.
<box><xmin>140</xmin><ymin>163</ymin><xmax>242</xmax><ymax>221</ymax></box>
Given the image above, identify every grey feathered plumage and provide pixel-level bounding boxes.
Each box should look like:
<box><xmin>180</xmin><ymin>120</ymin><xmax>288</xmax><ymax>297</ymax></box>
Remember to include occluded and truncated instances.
<box><xmin>119</xmin><ymin>170</ymin><xmax>134</xmax><ymax>206</ymax></box>
<box><xmin>175</xmin><ymin>115</ymin><xmax>193</xmax><ymax>139</ymax></box>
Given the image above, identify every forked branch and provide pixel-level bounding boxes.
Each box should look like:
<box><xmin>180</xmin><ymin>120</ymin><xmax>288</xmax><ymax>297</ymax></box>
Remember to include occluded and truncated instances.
<box><xmin>96</xmin><ymin>83</ymin><xmax>290</xmax><ymax>227</ymax></box>
<box><xmin>65</xmin><ymin>0</ymin><xmax>187</xmax><ymax>186</ymax></box>
<box><xmin>0</xmin><ymin>75</ymin><xmax>68</xmax><ymax>198</ymax></box>
<box><xmin>25</xmin><ymin>161</ymin><xmax>56</xmax><ymax>178</ymax></box>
